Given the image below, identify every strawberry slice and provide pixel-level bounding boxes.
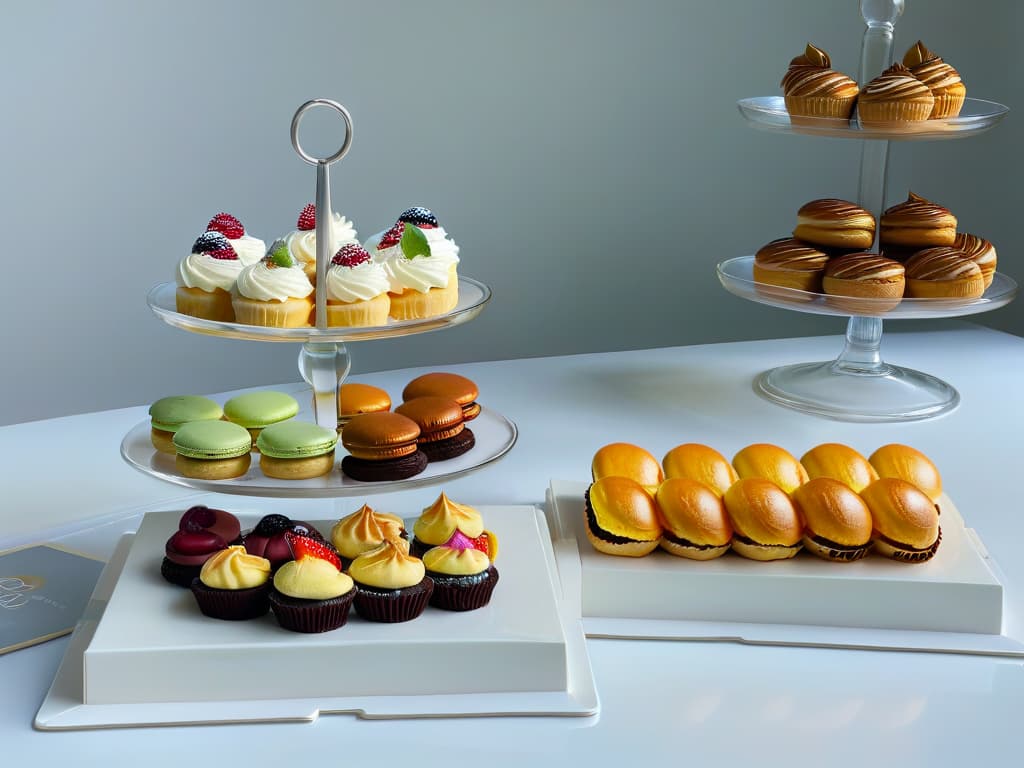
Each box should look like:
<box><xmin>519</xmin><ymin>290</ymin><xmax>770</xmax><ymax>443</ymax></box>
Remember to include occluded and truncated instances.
<box><xmin>297</xmin><ymin>203</ymin><xmax>316</xmax><ymax>231</ymax></box>
<box><xmin>445</xmin><ymin>529</ymin><xmax>498</xmax><ymax>562</ymax></box>
<box><xmin>378</xmin><ymin>221</ymin><xmax>405</xmax><ymax>249</ymax></box>
<box><xmin>285</xmin><ymin>531</ymin><xmax>341</xmax><ymax>570</ymax></box>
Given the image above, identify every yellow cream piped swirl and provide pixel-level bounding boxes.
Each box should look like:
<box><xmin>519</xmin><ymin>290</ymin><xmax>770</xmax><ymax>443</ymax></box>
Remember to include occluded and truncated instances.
<box><xmin>199</xmin><ymin>545</ymin><xmax>271</xmax><ymax>590</ymax></box>
<box><xmin>413</xmin><ymin>492</ymin><xmax>484</xmax><ymax>545</ymax></box>
<box><xmin>273</xmin><ymin>556</ymin><xmax>354</xmax><ymax>600</ymax></box>
<box><xmin>348</xmin><ymin>539</ymin><xmax>425</xmax><ymax>589</ymax></box>
<box><xmin>331</xmin><ymin>504</ymin><xmax>407</xmax><ymax>560</ymax></box>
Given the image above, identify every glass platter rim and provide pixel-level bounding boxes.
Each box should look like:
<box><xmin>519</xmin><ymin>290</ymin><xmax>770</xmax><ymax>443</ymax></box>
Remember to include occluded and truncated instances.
<box><xmin>120</xmin><ymin>405</ymin><xmax>518</xmax><ymax>498</ymax></box>
<box><xmin>717</xmin><ymin>255</ymin><xmax>1017</xmax><ymax>319</ymax></box>
<box><xmin>736</xmin><ymin>95</ymin><xmax>1009</xmax><ymax>140</ymax></box>
<box><xmin>147</xmin><ymin>275</ymin><xmax>491</xmax><ymax>342</ymax></box>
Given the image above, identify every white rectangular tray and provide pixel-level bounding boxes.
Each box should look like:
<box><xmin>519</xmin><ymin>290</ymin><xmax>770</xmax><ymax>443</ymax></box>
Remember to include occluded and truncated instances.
<box><xmin>548</xmin><ymin>480</ymin><xmax>1024</xmax><ymax>656</ymax></box>
<box><xmin>35</xmin><ymin>505</ymin><xmax>598</xmax><ymax>729</ymax></box>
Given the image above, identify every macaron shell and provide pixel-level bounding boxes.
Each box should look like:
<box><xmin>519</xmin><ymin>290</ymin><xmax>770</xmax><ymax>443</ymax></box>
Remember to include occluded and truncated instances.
<box><xmin>402</xmin><ymin>372</ymin><xmax>479</xmax><ymax>407</ymax></box>
<box><xmin>172</xmin><ymin>420</ymin><xmax>253</xmax><ymax>459</ymax></box>
<box><xmin>223</xmin><ymin>391</ymin><xmax>300</xmax><ymax>429</ymax></box>
<box><xmin>256</xmin><ymin>420</ymin><xmax>338</xmax><ymax>458</ymax></box>
<box><xmin>338</xmin><ymin>383</ymin><xmax>392</xmax><ymax>418</ymax></box>
<box><xmin>342</xmin><ymin>412</ymin><xmax>421</xmax><ymax>459</ymax></box>
<box><xmin>149</xmin><ymin>395</ymin><xmax>224</xmax><ymax>431</ymax></box>
<box><xmin>395</xmin><ymin>396</ymin><xmax>465</xmax><ymax>440</ymax></box>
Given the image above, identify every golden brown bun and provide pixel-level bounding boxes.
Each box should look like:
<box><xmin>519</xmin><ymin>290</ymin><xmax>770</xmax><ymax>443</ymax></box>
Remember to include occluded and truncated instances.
<box><xmin>880</xmin><ymin>192</ymin><xmax>957</xmax><ymax>248</ymax></box>
<box><xmin>753</xmin><ymin>238</ymin><xmax>829</xmax><ymax>295</ymax></box>
<box><xmin>337</xmin><ymin>383</ymin><xmax>391</xmax><ymax>422</ymax></box>
<box><xmin>340</xmin><ymin>412</ymin><xmax>421</xmax><ymax>460</ymax></box>
<box><xmin>662</xmin><ymin>443</ymin><xmax>738</xmax><ymax>497</ymax></box>
<box><xmin>592</xmin><ymin>442</ymin><xmax>664</xmax><ymax>495</ymax></box>
<box><xmin>860</xmin><ymin>478</ymin><xmax>940</xmax><ymax>559</ymax></box>
<box><xmin>904</xmin><ymin>247</ymin><xmax>985</xmax><ymax>299</ymax></box>
<box><xmin>822</xmin><ymin>252</ymin><xmax>905</xmax><ymax>313</ymax></box>
<box><xmin>793</xmin><ymin>199</ymin><xmax>875</xmax><ymax>250</ymax></box>
<box><xmin>732</xmin><ymin>443</ymin><xmax>809</xmax><ymax>494</ymax></box>
<box><xmin>394</xmin><ymin>396</ymin><xmax>465</xmax><ymax>442</ymax></box>
<box><xmin>800</xmin><ymin>443</ymin><xmax>879</xmax><ymax>493</ymax></box>
<box><xmin>952</xmin><ymin>233</ymin><xmax>996</xmax><ymax>289</ymax></box>
<box><xmin>655</xmin><ymin>478</ymin><xmax>731</xmax><ymax>559</ymax></box>
<box><xmin>585</xmin><ymin>477</ymin><xmax>662</xmax><ymax>557</ymax></box>
<box><xmin>723</xmin><ymin>478</ymin><xmax>803</xmax><ymax>548</ymax></box>
<box><xmin>868</xmin><ymin>444</ymin><xmax>942</xmax><ymax>503</ymax></box>
<box><xmin>792</xmin><ymin>477</ymin><xmax>872</xmax><ymax>548</ymax></box>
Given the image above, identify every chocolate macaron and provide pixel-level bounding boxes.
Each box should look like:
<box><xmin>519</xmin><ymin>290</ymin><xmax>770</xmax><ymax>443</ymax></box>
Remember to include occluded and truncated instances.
<box><xmin>395</xmin><ymin>396</ymin><xmax>475</xmax><ymax>462</ymax></box>
<box><xmin>340</xmin><ymin>411</ymin><xmax>428</xmax><ymax>481</ymax></box>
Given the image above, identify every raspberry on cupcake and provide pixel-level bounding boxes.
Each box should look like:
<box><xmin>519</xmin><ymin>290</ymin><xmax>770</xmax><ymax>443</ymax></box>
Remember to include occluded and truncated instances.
<box><xmin>176</xmin><ymin>231</ymin><xmax>244</xmax><ymax>322</ymax></box>
<box><xmin>285</xmin><ymin>203</ymin><xmax>359</xmax><ymax>284</ymax></box>
<box><xmin>206</xmin><ymin>212</ymin><xmax>265</xmax><ymax>266</ymax></box>
<box><xmin>321</xmin><ymin>244</ymin><xmax>391</xmax><ymax>327</ymax></box>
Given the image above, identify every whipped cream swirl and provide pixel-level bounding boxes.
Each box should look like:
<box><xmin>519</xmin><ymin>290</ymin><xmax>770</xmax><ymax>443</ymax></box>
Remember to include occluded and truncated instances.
<box><xmin>325</xmin><ymin>260</ymin><xmax>390</xmax><ymax>302</ymax></box>
<box><xmin>177</xmin><ymin>253</ymin><xmax>244</xmax><ymax>292</ymax></box>
<box><xmin>235</xmin><ymin>261</ymin><xmax>314</xmax><ymax>301</ymax></box>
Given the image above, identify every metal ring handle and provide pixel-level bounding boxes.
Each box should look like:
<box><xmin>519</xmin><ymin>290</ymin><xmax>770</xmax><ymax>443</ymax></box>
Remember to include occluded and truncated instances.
<box><xmin>290</xmin><ymin>99</ymin><xmax>353</xmax><ymax>166</ymax></box>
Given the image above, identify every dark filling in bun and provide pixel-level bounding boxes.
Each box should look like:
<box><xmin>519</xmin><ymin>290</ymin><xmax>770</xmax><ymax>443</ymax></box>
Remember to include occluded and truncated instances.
<box><xmin>662</xmin><ymin>530</ymin><xmax>724</xmax><ymax>550</ymax></box>
<box><xmin>876</xmin><ymin>527</ymin><xmax>942</xmax><ymax>562</ymax></box>
<box><xmin>584</xmin><ymin>489</ymin><xmax>637</xmax><ymax>545</ymax></box>
<box><xmin>733</xmin><ymin>532</ymin><xmax>797</xmax><ymax>550</ymax></box>
<box><xmin>807</xmin><ymin>533</ymin><xmax>870</xmax><ymax>561</ymax></box>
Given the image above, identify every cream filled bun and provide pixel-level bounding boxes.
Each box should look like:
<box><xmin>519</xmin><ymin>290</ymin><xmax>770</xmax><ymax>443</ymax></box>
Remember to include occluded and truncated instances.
<box><xmin>800</xmin><ymin>443</ymin><xmax>879</xmax><ymax>493</ymax></box>
<box><xmin>584</xmin><ymin>476</ymin><xmax>662</xmax><ymax>557</ymax></box>
<box><xmin>591</xmin><ymin>442</ymin><xmax>664</xmax><ymax>495</ymax></box>
<box><xmin>662</xmin><ymin>443</ymin><xmax>738</xmax><ymax>497</ymax></box>
<box><xmin>723</xmin><ymin>478</ymin><xmax>803</xmax><ymax>561</ymax></box>
<box><xmin>860</xmin><ymin>478</ymin><xmax>940</xmax><ymax>562</ymax></box>
<box><xmin>792</xmin><ymin>478</ymin><xmax>873</xmax><ymax>562</ymax></box>
<box><xmin>732</xmin><ymin>443</ymin><xmax>809</xmax><ymax>495</ymax></box>
<box><xmin>868</xmin><ymin>444</ymin><xmax>942</xmax><ymax>504</ymax></box>
<box><xmin>655</xmin><ymin>478</ymin><xmax>732</xmax><ymax>560</ymax></box>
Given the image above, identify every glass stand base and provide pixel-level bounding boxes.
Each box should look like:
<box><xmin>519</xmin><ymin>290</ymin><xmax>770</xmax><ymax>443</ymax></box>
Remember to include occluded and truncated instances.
<box><xmin>755</xmin><ymin>361</ymin><xmax>960</xmax><ymax>422</ymax></box>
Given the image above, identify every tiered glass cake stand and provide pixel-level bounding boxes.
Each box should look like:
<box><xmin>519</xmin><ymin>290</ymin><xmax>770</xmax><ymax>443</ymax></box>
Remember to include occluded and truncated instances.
<box><xmin>722</xmin><ymin>0</ymin><xmax>1014</xmax><ymax>422</ymax></box>
<box><xmin>123</xmin><ymin>99</ymin><xmax>516</xmax><ymax>495</ymax></box>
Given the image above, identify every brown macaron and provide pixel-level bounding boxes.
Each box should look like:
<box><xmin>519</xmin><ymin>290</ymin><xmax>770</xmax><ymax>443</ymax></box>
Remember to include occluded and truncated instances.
<box><xmin>792</xmin><ymin>477</ymin><xmax>873</xmax><ymax>562</ymax></box>
<box><xmin>732</xmin><ymin>443</ymin><xmax>809</xmax><ymax>495</ymax></box>
<box><xmin>584</xmin><ymin>476</ymin><xmax>662</xmax><ymax>557</ymax></box>
<box><xmin>868</xmin><ymin>444</ymin><xmax>942</xmax><ymax>504</ymax></box>
<box><xmin>879</xmin><ymin>192</ymin><xmax>957</xmax><ymax>249</ymax></box>
<box><xmin>394</xmin><ymin>396</ymin><xmax>475</xmax><ymax>462</ymax></box>
<box><xmin>592</xmin><ymin>442</ymin><xmax>664</xmax><ymax>495</ymax></box>
<box><xmin>337</xmin><ymin>383</ymin><xmax>391</xmax><ymax>427</ymax></box>
<box><xmin>656</xmin><ymin>478</ymin><xmax>732</xmax><ymax>560</ymax></box>
<box><xmin>952</xmin><ymin>233</ymin><xmax>997</xmax><ymax>289</ymax></box>
<box><xmin>662</xmin><ymin>443</ymin><xmax>738</xmax><ymax>497</ymax></box>
<box><xmin>822</xmin><ymin>252</ymin><xmax>906</xmax><ymax>313</ymax></box>
<box><xmin>723</xmin><ymin>478</ymin><xmax>803</xmax><ymax>561</ymax></box>
<box><xmin>339</xmin><ymin>412</ymin><xmax>427</xmax><ymax>481</ymax></box>
<box><xmin>800</xmin><ymin>443</ymin><xmax>879</xmax><ymax>493</ymax></box>
<box><xmin>860</xmin><ymin>478</ymin><xmax>941</xmax><ymax>562</ymax></box>
<box><xmin>402</xmin><ymin>372</ymin><xmax>481</xmax><ymax>421</ymax></box>
<box><xmin>753</xmin><ymin>237</ymin><xmax>830</xmax><ymax>296</ymax></box>
<box><xmin>904</xmin><ymin>247</ymin><xmax>985</xmax><ymax>299</ymax></box>
<box><xmin>793</xmin><ymin>198</ymin><xmax>876</xmax><ymax>250</ymax></box>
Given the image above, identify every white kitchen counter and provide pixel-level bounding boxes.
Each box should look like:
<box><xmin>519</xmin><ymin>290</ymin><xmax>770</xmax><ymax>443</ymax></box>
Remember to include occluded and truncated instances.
<box><xmin>2</xmin><ymin>325</ymin><xmax>1023</xmax><ymax>766</ymax></box>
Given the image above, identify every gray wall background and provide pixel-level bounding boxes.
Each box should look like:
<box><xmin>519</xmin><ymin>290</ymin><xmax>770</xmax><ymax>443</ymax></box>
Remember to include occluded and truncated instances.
<box><xmin>1</xmin><ymin>0</ymin><xmax>1020</xmax><ymax>426</ymax></box>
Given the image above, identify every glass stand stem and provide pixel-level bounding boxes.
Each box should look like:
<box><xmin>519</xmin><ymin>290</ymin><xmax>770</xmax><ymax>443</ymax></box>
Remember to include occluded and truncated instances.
<box><xmin>298</xmin><ymin>342</ymin><xmax>351</xmax><ymax>429</ymax></box>
<box><xmin>832</xmin><ymin>316</ymin><xmax>890</xmax><ymax>375</ymax></box>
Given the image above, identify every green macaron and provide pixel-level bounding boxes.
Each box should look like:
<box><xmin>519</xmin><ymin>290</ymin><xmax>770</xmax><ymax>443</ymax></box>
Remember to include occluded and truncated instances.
<box><xmin>223</xmin><ymin>391</ymin><xmax>300</xmax><ymax>429</ymax></box>
<box><xmin>172</xmin><ymin>420</ymin><xmax>253</xmax><ymax>459</ymax></box>
<box><xmin>149</xmin><ymin>395</ymin><xmax>224</xmax><ymax>432</ymax></box>
<box><xmin>256</xmin><ymin>420</ymin><xmax>338</xmax><ymax>458</ymax></box>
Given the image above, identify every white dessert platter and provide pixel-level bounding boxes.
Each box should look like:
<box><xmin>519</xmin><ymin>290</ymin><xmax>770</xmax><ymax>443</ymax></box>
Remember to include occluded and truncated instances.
<box><xmin>737</xmin><ymin>95</ymin><xmax>1009</xmax><ymax>140</ymax></box>
<box><xmin>121</xmin><ymin>404</ymin><xmax>517</xmax><ymax>498</ymax></box>
<box><xmin>730</xmin><ymin>0</ymin><xmax>1014</xmax><ymax>422</ymax></box>
<box><xmin>547</xmin><ymin>480</ymin><xmax>1024</xmax><ymax>657</ymax></box>
<box><xmin>35</xmin><ymin>506</ymin><xmax>599</xmax><ymax>729</ymax></box>
<box><xmin>718</xmin><ymin>256</ymin><xmax>1018</xmax><ymax>319</ymax></box>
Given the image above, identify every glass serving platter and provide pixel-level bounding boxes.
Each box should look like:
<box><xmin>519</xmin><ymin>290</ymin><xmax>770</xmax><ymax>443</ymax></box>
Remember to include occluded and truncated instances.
<box><xmin>717</xmin><ymin>256</ymin><xmax>1018</xmax><ymax>320</ymax></box>
<box><xmin>147</xmin><ymin>276</ymin><xmax>491</xmax><ymax>342</ymax></box>
<box><xmin>121</xmin><ymin>405</ymin><xmax>517</xmax><ymax>498</ymax></box>
<box><xmin>736</xmin><ymin>96</ymin><xmax>1009</xmax><ymax>141</ymax></box>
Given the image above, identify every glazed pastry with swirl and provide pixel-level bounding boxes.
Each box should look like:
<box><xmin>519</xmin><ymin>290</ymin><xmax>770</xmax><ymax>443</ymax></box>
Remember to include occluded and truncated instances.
<box><xmin>952</xmin><ymin>233</ymin><xmax>997</xmax><ymax>289</ymax></box>
<box><xmin>821</xmin><ymin>252</ymin><xmax>906</xmax><ymax>313</ymax></box>
<box><xmin>780</xmin><ymin>42</ymin><xmax>859</xmax><ymax>123</ymax></box>
<box><xmin>904</xmin><ymin>247</ymin><xmax>985</xmax><ymax>300</ymax></box>
<box><xmin>753</xmin><ymin>237</ymin><xmax>830</xmax><ymax>295</ymax></box>
<box><xmin>902</xmin><ymin>41</ymin><xmax>966</xmax><ymax>119</ymax></box>
<box><xmin>792</xmin><ymin>198</ymin><xmax>876</xmax><ymax>250</ymax></box>
<box><xmin>879</xmin><ymin>191</ymin><xmax>957</xmax><ymax>249</ymax></box>
<box><xmin>857</xmin><ymin>63</ymin><xmax>934</xmax><ymax>125</ymax></box>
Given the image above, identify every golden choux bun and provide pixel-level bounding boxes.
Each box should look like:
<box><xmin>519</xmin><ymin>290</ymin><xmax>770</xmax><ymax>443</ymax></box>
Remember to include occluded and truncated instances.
<box><xmin>732</xmin><ymin>443</ymin><xmax>809</xmax><ymax>495</ymax></box>
<box><xmin>860</xmin><ymin>478</ymin><xmax>941</xmax><ymax>562</ymax></box>
<box><xmin>655</xmin><ymin>478</ymin><xmax>732</xmax><ymax>560</ymax></box>
<box><xmin>591</xmin><ymin>442</ymin><xmax>664</xmax><ymax>495</ymax></box>
<box><xmin>800</xmin><ymin>443</ymin><xmax>879</xmax><ymax>493</ymax></box>
<box><xmin>723</xmin><ymin>478</ymin><xmax>803</xmax><ymax>561</ymax></box>
<box><xmin>792</xmin><ymin>477</ymin><xmax>873</xmax><ymax>562</ymax></box>
<box><xmin>585</xmin><ymin>476</ymin><xmax>662</xmax><ymax>557</ymax></box>
<box><xmin>662</xmin><ymin>443</ymin><xmax>738</xmax><ymax>497</ymax></box>
<box><xmin>869</xmin><ymin>443</ymin><xmax>942</xmax><ymax>503</ymax></box>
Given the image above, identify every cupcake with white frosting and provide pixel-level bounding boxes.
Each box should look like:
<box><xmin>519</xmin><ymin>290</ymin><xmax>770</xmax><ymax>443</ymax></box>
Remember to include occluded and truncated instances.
<box><xmin>285</xmin><ymin>203</ymin><xmax>358</xmax><ymax>284</ymax></box>
<box><xmin>176</xmin><ymin>231</ymin><xmax>244</xmax><ymax>322</ymax></box>
<box><xmin>231</xmin><ymin>240</ymin><xmax>314</xmax><ymax>327</ymax></box>
<box><xmin>206</xmin><ymin>212</ymin><xmax>265</xmax><ymax>266</ymax></box>
<box><xmin>322</xmin><ymin>244</ymin><xmax>391</xmax><ymax>327</ymax></box>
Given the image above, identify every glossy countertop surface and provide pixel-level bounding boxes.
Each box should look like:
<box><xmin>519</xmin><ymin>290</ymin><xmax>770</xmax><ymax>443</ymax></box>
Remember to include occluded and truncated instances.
<box><xmin>3</xmin><ymin>325</ymin><xmax>1023</xmax><ymax>766</ymax></box>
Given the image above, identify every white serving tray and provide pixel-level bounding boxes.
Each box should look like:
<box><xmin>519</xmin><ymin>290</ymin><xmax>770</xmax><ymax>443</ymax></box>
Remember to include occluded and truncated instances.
<box><xmin>548</xmin><ymin>480</ymin><xmax>1024</xmax><ymax>656</ymax></box>
<box><xmin>35</xmin><ymin>506</ymin><xmax>598</xmax><ymax>729</ymax></box>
